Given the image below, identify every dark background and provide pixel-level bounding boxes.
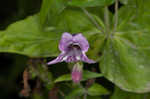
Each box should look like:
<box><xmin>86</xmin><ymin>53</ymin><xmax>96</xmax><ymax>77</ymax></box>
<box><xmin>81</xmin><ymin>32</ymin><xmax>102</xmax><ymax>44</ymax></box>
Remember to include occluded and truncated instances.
<box><xmin>0</xmin><ymin>0</ymin><xmax>41</xmax><ymax>98</ymax></box>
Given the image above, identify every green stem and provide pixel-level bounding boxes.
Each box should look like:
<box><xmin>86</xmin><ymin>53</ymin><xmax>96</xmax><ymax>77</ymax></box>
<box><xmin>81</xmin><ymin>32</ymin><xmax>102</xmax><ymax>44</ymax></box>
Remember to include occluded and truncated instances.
<box><xmin>78</xmin><ymin>83</ymin><xmax>87</xmax><ymax>99</ymax></box>
<box><xmin>104</xmin><ymin>6</ymin><xmax>110</xmax><ymax>36</ymax></box>
<box><xmin>83</xmin><ymin>93</ymin><xmax>87</xmax><ymax>99</ymax></box>
<box><xmin>81</xmin><ymin>8</ymin><xmax>104</xmax><ymax>33</ymax></box>
<box><xmin>114</xmin><ymin>0</ymin><xmax>118</xmax><ymax>32</ymax></box>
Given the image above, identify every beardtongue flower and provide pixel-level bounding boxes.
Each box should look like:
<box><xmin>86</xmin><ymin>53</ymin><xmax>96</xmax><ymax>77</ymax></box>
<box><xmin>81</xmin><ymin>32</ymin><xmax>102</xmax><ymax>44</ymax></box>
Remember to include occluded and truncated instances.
<box><xmin>47</xmin><ymin>32</ymin><xmax>95</xmax><ymax>83</ymax></box>
<box><xmin>47</xmin><ymin>32</ymin><xmax>95</xmax><ymax>64</ymax></box>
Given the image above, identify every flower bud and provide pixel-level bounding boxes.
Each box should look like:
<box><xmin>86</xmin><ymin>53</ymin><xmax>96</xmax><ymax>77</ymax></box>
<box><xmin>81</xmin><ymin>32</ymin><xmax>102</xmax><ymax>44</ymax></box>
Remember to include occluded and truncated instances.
<box><xmin>71</xmin><ymin>63</ymin><xmax>83</xmax><ymax>83</ymax></box>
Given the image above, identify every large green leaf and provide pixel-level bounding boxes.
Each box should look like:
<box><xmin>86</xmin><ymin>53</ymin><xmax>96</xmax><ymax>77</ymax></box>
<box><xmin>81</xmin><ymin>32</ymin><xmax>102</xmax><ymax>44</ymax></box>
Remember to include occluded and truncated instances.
<box><xmin>100</xmin><ymin>0</ymin><xmax>150</xmax><ymax>93</ymax></box>
<box><xmin>0</xmin><ymin>9</ymin><xmax>104</xmax><ymax>57</ymax></box>
<box><xmin>68</xmin><ymin>0</ymin><xmax>115</xmax><ymax>7</ymax></box>
<box><xmin>100</xmin><ymin>32</ymin><xmax>150</xmax><ymax>93</ymax></box>
<box><xmin>0</xmin><ymin>15</ymin><xmax>60</xmax><ymax>57</ymax></box>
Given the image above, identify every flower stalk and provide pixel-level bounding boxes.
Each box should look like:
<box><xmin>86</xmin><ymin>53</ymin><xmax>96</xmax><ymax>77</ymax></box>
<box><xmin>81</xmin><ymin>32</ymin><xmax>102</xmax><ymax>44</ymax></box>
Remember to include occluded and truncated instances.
<box><xmin>114</xmin><ymin>0</ymin><xmax>119</xmax><ymax>32</ymax></box>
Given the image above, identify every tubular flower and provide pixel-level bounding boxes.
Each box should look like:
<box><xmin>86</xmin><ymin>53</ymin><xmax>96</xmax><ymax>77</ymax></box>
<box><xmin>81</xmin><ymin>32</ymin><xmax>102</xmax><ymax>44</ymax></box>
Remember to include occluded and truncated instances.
<box><xmin>47</xmin><ymin>32</ymin><xmax>95</xmax><ymax>65</ymax></box>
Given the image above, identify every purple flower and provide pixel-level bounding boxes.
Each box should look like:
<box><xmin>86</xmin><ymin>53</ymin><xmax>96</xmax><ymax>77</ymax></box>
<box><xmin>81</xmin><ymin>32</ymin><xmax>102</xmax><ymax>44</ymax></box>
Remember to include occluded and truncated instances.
<box><xmin>71</xmin><ymin>64</ymin><xmax>82</xmax><ymax>83</ymax></box>
<box><xmin>47</xmin><ymin>32</ymin><xmax>95</xmax><ymax>65</ymax></box>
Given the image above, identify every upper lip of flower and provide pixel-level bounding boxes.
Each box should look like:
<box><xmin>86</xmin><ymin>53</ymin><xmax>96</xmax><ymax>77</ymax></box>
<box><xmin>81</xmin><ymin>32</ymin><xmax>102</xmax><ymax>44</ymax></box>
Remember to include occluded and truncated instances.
<box><xmin>47</xmin><ymin>32</ymin><xmax>96</xmax><ymax>65</ymax></box>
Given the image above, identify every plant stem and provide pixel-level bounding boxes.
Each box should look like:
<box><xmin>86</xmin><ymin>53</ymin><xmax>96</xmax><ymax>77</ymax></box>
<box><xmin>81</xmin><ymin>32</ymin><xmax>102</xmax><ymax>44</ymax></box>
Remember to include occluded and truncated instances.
<box><xmin>81</xmin><ymin>8</ymin><xmax>104</xmax><ymax>33</ymax></box>
<box><xmin>104</xmin><ymin>6</ymin><xmax>110</xmax><ymax>36</ymax></box>
<box><xmin>114</xmin><ymin>0</ymin><xmax>118</xmax><ymax>32</ymax></box>
<box><xmin>83</xmin><ymin>93</ymin><xmax>87</xmax><ymax>99</ymax></box>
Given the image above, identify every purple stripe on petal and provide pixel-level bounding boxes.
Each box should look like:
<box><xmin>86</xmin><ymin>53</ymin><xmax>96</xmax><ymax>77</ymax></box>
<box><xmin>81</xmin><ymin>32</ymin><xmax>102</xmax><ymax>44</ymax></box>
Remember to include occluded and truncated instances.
<box><xmin>65</xmin><ymin>55</ymin><xmax>77</xmax><ymax>63</ymax></box>
<box><xmin>59</xmin><ymin>32</ymin><xmax>73</xmax><ymax>52</ymax></box>
<box><xmin>81</xmin><ymin>52</ymin><xmax>95</xmax><ymax>64</ymax></box>
<box><xmin>47</xmin><ymin>52</ymin><xmax>66</xmax><ymax>65</ymax></box>
<box><xmin>73</xmin><ymin>33</ymin><xmax>89</xmax><ymax>52</ymax></box>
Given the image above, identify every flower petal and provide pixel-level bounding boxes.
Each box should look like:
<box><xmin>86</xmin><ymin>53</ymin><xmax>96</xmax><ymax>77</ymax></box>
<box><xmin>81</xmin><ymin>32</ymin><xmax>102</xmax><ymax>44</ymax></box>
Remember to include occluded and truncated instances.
<box><xmin>64</xmin><ymin>48</ymin><xmax>82</xmax><ymax>62</ymax></box>
<box><xmin>47</xmin><ymin>53</ymin><xmax>66</xmax><ymax>65</ymax></box>
<box><xmin>65</xmin><ymin>56</ymin><xmax>77</xmax><ymax>62</ymax></box>
<box><xmin>59</xmin><ymin>32</ymin><xmax>73</xmax><ymax>52</ymax></box>
<box><xmin>73</xmin><ymin>33</ymin><xmax>89</xmax><ymax>52</ymax></box>
<box><xmin>81</xmin><ymin>52</ymin><xmax>95</xmax><ymax>64</ymax></box>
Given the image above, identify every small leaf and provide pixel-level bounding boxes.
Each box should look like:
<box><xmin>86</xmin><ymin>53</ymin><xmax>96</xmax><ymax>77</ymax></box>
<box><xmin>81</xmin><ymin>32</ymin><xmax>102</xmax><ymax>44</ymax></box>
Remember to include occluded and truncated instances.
<box><xmin>82</xmin><ymin>71</ymin><xmax>103</xmax><ymax>81</ymax></box>
<box><xmin>54</xmin><ymin>70</ymin><xmax>103</xmax><ymax>83</ymax></box>
<box><xmin>65</xmin><ymin>88</ymin><xmax>84</xmax><ymax>99</ymax></box>
<box><xmin>54</xmin><ymin>74</ymin><xmax>71</xmax><ymax>83</ymax></box>
<box><xmin>87</xmin><ymin>83</ymin><xmax>109</xmax><ymax>96</ymax></box>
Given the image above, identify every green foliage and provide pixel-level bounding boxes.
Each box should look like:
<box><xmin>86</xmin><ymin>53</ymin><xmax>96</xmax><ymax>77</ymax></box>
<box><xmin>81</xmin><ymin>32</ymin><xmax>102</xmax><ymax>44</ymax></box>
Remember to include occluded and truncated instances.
<box><xmin>87</xmin><ymin>33</ymin><xmax>106</xmax><ymax>61</ymax></box>
<box><xmin>40</xmin><ymin>0</ymin><xmax>67</xmax><ymax>27</ymax></box>
<box><xmin>87</xmin><ymin>83</ymin><xmax>109</xmax><ymax>96</ymax></box>
<box><xmin>1</xmin><ymin>0</ymin><xmax>150</xmax><ymax>97</ymax></box>
<box><xmin>29</xmin><ymin>60</ymin><xmax>54</xmax><ymax>90</ymax></box>
<box><xmin>0</xmin><ymin>15</ymin><xmax>60</xmax><ymax>57</ymax></box>
<box><xmin>111</xmin><ymin>87</ymin><xmax>150</xmax><ymax>99</ymax></box>
<box><xmin>65</xmin><ymin>87</ymin><xmax>85</xmax><ymax>99</ymax></box>
<box><xmin>0</xmin><ymin>10</ymin><xmax>101</xmax><ymax>57</ymax></box>
<box><xmin>100</xmin><ymin>33</ymin><xmax>150</xmax><ymax>93</ymax></box>
<box><xmin>119</xmin><ymin>0</ymin><xmax>128</xmax><ymax>4</ymax></box>
<box><xmin>100</xmin><ymin>0</ymin><xmax>150</xmax><ymax>93</ymax></box>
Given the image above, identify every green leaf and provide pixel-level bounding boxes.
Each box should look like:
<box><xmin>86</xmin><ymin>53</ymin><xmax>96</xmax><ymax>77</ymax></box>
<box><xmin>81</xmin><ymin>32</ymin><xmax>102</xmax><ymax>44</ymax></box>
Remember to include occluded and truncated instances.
<box><xmin>39</xmin><ymin>0</ymin><xmax>67</xmax><ymax>26</ymax></box>
<box><xmin>65</xmin><ymin>88</ymin><xmax>85</xmax><ymax>99</ymax></box>
<box><xmin>87</xmin><ymin>83</ymin><xmax>109</xmax><ymax>96</ymax></box>
<box><xmin>111</xmin><ymin>87</ymin><xmax>150</xmax><ymax>99</ymax></box>
<box><xmin>68</xmin><ymin>0</ymin><xmax>115</xmax><ymax>7</ymax></box>
<box><xmin>101</xmin><ymin>0</ymin><xmax>150</xmax><ymax>93</ymax></box>
<box><xmin>100</xmin><ymin>32</ymin><xmax>150</xmax><ymax>93</ymax></box>
<box><xmin>115</xmin><ymin>0</ymin><xmax>150</xmax><ymax>32</ymax></box>
<box><xmin>87</xmin><ymin>33</ymin><xmax>106</xmax><ymax>61</ymax></box>
<box><xmin>82</xmin><ymin>70</ymin><xmax>103</xmax><ymax>80</ymax></box>
<box><xmin>39</xmin><ymin>0</ymin><xmax>52</xmax><ymax>26</ymax></box>
<box><xmin>54</xmin><ymin>70</ymin><xmax>103</xmax><ymax>83</ymax></box>
<box><xmin>0</xmin><ymin>15</ymin><xmax>60</xmax><ymax>57</ymax></box>
<box><xmin>0</xmin><ymin>9</ymin><xmax>102</xmax><ymax>57</ymax></box>
<box><xmin>54</xmin><ymin>74</ymin><xmax>71</xmax><ymax>83</ymax></box>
